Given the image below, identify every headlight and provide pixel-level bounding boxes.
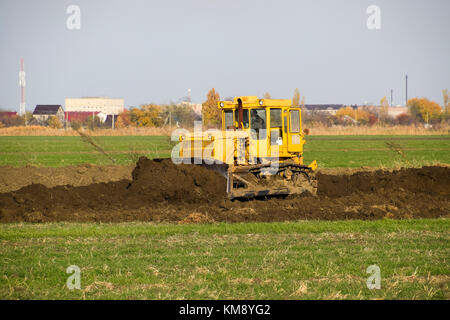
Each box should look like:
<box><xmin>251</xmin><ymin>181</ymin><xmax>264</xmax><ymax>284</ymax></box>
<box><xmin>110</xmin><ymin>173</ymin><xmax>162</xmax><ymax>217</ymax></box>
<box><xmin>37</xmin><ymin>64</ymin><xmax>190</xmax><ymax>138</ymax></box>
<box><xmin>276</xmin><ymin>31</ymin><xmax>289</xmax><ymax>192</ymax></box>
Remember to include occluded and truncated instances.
<box><xmin>220</xmin><ymin>102</ymin><xmax>224</xmax><ymax>107</ymax></box>
<box><xmin>259</xmin><ymin>100</ymin><xmax>263</xmax><ymax>105</ymax></box>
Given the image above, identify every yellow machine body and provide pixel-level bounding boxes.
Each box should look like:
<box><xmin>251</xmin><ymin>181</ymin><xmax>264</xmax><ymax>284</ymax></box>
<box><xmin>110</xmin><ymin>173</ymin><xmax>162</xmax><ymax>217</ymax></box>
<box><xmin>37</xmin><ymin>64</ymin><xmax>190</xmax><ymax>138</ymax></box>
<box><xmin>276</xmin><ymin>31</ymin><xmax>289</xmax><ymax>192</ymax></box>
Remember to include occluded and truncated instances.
<box><xmin>178</xmin><ymin>96</ymin><xmax>318</xmax><ymax>199</ymax></box>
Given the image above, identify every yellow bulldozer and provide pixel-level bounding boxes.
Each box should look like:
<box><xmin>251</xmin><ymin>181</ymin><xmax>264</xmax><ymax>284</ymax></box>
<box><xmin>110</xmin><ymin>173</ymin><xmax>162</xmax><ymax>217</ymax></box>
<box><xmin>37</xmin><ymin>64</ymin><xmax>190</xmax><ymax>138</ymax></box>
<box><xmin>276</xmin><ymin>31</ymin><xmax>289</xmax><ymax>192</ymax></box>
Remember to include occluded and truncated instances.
<box><xmin>176</xmin><ymin>96</ymin><xmax>317</xmax><ymax>199</ymax></box>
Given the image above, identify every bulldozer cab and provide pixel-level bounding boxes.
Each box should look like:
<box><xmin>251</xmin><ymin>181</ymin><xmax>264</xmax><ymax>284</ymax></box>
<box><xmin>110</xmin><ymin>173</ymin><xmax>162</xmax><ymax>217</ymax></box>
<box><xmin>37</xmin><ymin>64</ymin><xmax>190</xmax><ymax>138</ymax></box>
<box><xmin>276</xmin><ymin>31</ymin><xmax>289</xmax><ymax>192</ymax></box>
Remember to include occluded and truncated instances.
<box><xmin>219</xmin><ymin>96</ymin><xmax>305</xmax><ymax>163</ymax></box>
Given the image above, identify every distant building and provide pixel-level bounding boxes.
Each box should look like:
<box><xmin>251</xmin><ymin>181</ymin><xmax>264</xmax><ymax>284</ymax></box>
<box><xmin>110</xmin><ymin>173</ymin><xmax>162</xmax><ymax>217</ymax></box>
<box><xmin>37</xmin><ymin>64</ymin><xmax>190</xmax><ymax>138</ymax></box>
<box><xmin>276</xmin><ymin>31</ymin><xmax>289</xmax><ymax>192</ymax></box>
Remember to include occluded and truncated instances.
<box><xmin>0</xmin><ymin>111</ymin><xmax>18</xmax><ymax>118</ymax></box>
<box><xmin>66</xmin><ymin>111</ymin><xmax>100</xmax><ymax>122</ymax></box>
<box><xmin>104</xmin><ymin>115</ymin><xmax>118</xmax><ymax>127</ymax></box>
<box><xmin>65</xmin><ymin>97</ymin><xmax>124</xmax><ymax>115</ymax></box>
<box><xmin>180</xmin><ymin>101</ymin><xmax>202</xmax><ymax>116</ymax></box>
<box><xmin>387</xmin><ymin>106</ymin><xmax>408</xmax><ymax>118</ymax></box>
<box><xmin>363</xmin><ymin>105</ymin><xmax>409</xmax><ymax>118</ymax></box>
<box><xmin>33</xmin><ymin>105</ymin><xmax>64</xmax><ymax>123</ymax></box>
<box><xmin>303</xmin><ymin>104</ymin><xmax>352</xmax><ymax>115</ymax></box>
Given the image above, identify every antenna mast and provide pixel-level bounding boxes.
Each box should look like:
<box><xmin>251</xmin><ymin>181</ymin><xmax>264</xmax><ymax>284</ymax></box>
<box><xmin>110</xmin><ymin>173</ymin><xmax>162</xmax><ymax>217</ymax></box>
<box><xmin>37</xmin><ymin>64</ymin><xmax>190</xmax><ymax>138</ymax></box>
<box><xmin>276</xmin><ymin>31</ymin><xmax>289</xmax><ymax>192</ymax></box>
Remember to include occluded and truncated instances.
<box><xmin>19</xmin><ymin>58</ymin><xmax>26</xmax><ymax>121</ymax></box>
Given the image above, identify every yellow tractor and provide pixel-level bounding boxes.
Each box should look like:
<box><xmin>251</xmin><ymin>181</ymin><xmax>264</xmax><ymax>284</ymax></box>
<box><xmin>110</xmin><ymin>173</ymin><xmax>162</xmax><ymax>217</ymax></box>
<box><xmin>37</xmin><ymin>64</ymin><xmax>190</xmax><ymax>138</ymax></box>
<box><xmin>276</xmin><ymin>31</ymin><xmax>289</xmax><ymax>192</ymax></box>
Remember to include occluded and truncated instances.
<box><xmin>177</xmin><ymin>96</ymin><xmax>317</xmax><ymax>199</ymax></box>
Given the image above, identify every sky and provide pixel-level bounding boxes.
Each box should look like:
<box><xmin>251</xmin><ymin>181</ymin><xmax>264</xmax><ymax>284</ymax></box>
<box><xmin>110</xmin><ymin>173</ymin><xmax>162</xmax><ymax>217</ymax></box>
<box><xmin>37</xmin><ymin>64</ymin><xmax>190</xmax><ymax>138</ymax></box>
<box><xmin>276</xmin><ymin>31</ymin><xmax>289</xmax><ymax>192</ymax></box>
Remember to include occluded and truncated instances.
<box><xmin>0</xmin><ymin>0</ymin><xmax>449</xmax><ymax>112</ymax></box>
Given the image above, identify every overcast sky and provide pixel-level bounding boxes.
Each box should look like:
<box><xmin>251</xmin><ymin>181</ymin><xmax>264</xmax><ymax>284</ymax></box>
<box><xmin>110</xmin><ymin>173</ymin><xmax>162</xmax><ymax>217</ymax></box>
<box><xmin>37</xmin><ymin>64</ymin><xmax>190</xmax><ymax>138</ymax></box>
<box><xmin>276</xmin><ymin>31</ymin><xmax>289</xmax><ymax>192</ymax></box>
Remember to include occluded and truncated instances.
<box><xmin>0</xmin><ymin>0</ymin><xmax>449</xmax><ymax>111</ymax></box>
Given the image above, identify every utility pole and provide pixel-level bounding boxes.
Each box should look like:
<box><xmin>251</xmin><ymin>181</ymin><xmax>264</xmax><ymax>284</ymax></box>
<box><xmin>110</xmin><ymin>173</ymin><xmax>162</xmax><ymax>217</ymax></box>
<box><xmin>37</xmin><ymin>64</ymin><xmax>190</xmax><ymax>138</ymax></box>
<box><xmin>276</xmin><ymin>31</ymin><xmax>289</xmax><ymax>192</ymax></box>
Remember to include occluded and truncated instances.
<box><xmin>390</xmin><ymin>89</ymin><xmax>393</xmax><ymax>107</ymax></box>
<box><xmin>405</xmin><ymin>74</ymin><xmax>408</xmax><ymax>106</ymax></box>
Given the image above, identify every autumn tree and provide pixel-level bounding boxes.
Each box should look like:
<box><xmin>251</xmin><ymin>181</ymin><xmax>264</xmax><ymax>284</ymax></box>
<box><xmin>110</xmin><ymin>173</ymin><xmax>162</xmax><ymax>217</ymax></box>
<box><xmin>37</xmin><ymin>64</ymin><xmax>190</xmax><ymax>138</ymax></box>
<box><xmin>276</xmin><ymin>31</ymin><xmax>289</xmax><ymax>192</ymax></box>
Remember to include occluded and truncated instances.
<box><xmin>23</xmin><ymin>112</ymin><xmax>34</xmax><ymax>126</ymax></box>
<box><xmin>160</xmin><ymin>104</ymin><xmax>199</xmax><ymax>127</ymax></box>
<box><xmin>47</xmin><ymin>116</ymin><xmax>63</xmax><ymax>129</ymax></box>
<box><xmin>130</xmin><ymin>104</ymin><xmax>162</xmax><ymax>127</ymax></box>
<box><xmin>336</xmin><ymin>106</ymin><xmax>374</xmax><ymax>125</ymax></box>
<box><xmin>395</xmin><ymin>113</ymin><xmax>413</xmax><ymax>125</ymax></box>
<box><xmin>408</xmin><ymin>97</ymin><xmax>442</xmax><ymax>123</ymax></box>
<box><xmin>443</xmin><ymin>89</ymin><xmax>449</xmax><ymax>113</ymax></box>
<box><xmin>116</xmin><ymin>109</ymin><xmax>131</xmax><ymax>128</ymax></box>
<box><xmin>115</xmin><ymin>116</ymin><xmax>125</xmax><ymax>128</ymax></box>
<box><xmin>264</xmin><ymin>92</ymin><xmax>271</xmax><ymax>99</ymax></box>
<box><xmin>379</xmin><ymin>96</ymin><xmax>389</xmax><ymax>123</ymax></box>
<box><xmin>336</xmin><ymin>107</ymin><xmax>355</xmax><ymax>119</ymax></box>
<box><xmin>292</xmin><ymin>88</ymin><xmax>300</xmax><ymax>107</ymax></box>
<box><xmin>202</xmin><ymin>88</ymin><xmax>221</xmax><ymax>127</ymax></box>
<box><xmin>0</xmin><ymin>113</ymin><xmax>22</xmax><ymax>127</ymax></box>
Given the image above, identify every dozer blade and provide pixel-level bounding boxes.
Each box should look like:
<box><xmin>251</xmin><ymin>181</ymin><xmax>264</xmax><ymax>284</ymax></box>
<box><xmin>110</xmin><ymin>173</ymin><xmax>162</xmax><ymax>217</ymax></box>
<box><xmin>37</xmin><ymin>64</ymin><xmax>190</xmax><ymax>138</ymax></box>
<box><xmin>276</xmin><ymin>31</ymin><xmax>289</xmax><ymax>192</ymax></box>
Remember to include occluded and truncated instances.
<box><xmin>226</xmin><ymin>163</ymin><xmax>318</xmax><ymax>200</ymax></box>
<box><xmin>194</xmin><ymin>161</ymin><xmax>317</xmax><ymax>200</ymax></box>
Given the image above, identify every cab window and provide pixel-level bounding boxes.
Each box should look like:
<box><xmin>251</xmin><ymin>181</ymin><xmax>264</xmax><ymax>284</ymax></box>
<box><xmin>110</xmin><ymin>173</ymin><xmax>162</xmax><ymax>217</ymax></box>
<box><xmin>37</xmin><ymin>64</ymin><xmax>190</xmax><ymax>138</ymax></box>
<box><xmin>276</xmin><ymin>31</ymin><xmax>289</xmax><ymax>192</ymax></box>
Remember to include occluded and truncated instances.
<box><xmin>250</xmin><ymin>108</ymin><xmax>267</xmax><ymax>140</ymax></box>
<box><xmin>270</xmin><ymin>108</ymin><xmax>282</xmax><ymax>145</ymax></box>
<box><xmin>270</xmin><ymin>109</ymin><xmax>282</xmax><ymax>127</ymax></box>
<box><xmin>290</xmin><ymin>110</ymin><xmax>300</xmax><ymax>133</ymax></box>
<box><xmin>224</xmin><ymin>110</ymin><xmax>234</xmax><ymax>130</ymax></box>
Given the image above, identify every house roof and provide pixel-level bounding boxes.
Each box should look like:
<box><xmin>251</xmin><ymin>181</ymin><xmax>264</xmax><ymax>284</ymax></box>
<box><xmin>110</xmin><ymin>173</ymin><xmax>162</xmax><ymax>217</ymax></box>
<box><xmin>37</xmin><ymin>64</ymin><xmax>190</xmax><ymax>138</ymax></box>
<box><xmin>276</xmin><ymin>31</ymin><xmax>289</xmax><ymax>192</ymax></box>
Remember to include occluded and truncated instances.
<box><xmin>33</xmin><ymin>105</ymin><xmax>63</xmax><ymax>115</ymax></box>
<box><xmin>0</xmin><ymin>112</ymin><xmax>18</xmax><ymax>118</ymax></box>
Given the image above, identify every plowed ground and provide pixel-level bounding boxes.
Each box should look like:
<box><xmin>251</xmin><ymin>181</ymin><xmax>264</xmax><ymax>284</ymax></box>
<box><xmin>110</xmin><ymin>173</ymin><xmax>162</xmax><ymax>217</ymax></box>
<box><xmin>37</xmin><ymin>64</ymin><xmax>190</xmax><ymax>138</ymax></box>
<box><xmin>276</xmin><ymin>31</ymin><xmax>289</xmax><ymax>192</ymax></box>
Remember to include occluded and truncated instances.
<box><xmin>0</xmin><ymin>158</ymin><xmax>448</xmax><ymax>223</ymax></box>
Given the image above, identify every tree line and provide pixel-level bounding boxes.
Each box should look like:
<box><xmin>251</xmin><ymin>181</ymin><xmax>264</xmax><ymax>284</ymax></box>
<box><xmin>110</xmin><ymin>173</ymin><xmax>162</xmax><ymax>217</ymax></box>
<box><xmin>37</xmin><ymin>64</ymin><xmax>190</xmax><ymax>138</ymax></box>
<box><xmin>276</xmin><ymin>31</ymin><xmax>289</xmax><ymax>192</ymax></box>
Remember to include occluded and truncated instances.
<box><xmin>1</xmin><ymin>88</ymin><xmax>449</xmax><ymax>129</ymax></box>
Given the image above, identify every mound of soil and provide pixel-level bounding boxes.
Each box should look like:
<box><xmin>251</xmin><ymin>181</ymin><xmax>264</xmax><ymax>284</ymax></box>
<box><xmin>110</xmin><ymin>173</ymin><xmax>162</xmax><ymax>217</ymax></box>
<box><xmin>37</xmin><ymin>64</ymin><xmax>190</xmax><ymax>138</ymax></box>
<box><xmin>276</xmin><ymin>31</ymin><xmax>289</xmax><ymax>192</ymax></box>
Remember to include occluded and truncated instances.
<box><xmin>317</xmin><ymin>166</ymin><xmax>450</xmax><ymax>197</ymax></box>
<box><xmin>0</xmin><ymin>164</ymin><xmax>133</xmax><ymax>193</ymax></box>
<box><xmin>127</xmin><ymin>157</ymin><xmax>226</xmax><ymax>204</ymax></box>
<box><xmin>0</xmin><ymin>157</ymin><xmax>448</xmax><ymax>223</ymax></box>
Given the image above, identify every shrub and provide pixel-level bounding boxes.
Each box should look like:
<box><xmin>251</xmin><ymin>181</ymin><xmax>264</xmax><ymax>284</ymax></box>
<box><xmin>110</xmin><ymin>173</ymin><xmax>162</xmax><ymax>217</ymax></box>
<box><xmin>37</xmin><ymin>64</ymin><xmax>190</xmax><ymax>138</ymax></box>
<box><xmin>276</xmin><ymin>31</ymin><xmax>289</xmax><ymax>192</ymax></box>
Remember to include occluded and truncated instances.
<box><xmin>70</xmin><ymin>121</ymin><xmax>82</xmax><ymax>130</ymax></box>
<box><xmin>47</xmin><ymin>116</ymin><xmax>63</xmax><ymax>129</ymax></box>
<box><xmin>396</xmin><ymin>113</ymin><xmax>413</xmax><ymax>125</ymax></box>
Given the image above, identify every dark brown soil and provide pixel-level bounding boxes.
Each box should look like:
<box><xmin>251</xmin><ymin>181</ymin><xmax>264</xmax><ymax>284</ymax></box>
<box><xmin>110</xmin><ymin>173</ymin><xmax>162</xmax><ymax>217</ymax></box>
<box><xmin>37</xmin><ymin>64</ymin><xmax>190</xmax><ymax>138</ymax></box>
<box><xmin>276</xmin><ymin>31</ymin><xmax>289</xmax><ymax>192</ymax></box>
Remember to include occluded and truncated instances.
<box><xmin>0</xmin><ymin>157</ymin><xmax>449</xmax><ymax>223</ymax></box>
<box><xmin>0</xmin><ymin>164</ymin><xmax>133</xmax><ymax>193</ymax></box>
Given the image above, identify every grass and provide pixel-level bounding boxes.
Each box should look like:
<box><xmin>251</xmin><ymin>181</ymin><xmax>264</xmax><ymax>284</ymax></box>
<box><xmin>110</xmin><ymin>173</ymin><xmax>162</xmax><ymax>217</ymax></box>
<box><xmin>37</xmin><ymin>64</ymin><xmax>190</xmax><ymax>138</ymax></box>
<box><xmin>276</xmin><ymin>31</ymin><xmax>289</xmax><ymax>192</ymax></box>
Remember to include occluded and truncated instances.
<box><xmin>0</xmin><ymin>135</ymin><xmax>448</xmax><ymax>300</ymax></box>
<box><xmin>0</xmin><ymin>135</ymin><xmax>448</xmax><ymax>168</ymax></box>
<box><xmin>0</xmin><ymin>136</ymin><xmax>175</xmax><ymax>166</ymax></box>
<box><xmin>304</xmin><ymin>135</ymin><xmax>450</xmax><ymax>168</ymax></box>
<box><xmin>0</xmin><ymin>219</ymin><xmax>448</xmax><ymax>300</ymax></box>
<box><xmin>0</xmin><ymin>125</ymin><xmax>177</xmax><ymax>136</ymax></box>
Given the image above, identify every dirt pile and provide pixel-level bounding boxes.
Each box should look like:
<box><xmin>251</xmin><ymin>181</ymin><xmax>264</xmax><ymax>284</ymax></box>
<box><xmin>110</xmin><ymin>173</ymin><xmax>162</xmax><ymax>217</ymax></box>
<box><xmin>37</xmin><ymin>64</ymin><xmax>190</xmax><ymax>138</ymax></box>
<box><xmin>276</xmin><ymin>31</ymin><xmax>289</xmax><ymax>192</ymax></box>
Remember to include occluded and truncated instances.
<box><xmin>0</xmin><ymin>158</ymin><xmax>448</xmax><ymax>223</ymax></box>
<box><xmin>127</xmin><ymin>157</ymin><xmax>226</xmax><ymax>204</ymax></box>
<box><xmin>317</xmin><ymin>166</ymin><xmax>449</xmax><ymax>197</ymax></box>
<box><xmin>0</xmin><ymin>164</ymin><xmax>133</xmax><ymax>193</ymax></box>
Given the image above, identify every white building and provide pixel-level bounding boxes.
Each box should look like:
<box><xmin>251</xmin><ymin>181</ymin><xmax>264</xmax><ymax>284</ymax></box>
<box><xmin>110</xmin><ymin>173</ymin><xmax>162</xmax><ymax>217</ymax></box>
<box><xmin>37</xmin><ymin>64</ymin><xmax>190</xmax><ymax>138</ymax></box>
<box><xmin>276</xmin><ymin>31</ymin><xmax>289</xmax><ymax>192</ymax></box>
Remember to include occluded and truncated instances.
<box><xmin>65</xmin><ymin>97</ymin><xmax>124</xmax><ymax>115</ymax></box>
<box><xmin>179</xmin><ymin>101</ymin><xmax>202</xmax><ymax>116</ymax></box>
<box><xmin>387</xmin><ymin>106</ymin><xmax>408</xmax><ymax>118</ymax></box>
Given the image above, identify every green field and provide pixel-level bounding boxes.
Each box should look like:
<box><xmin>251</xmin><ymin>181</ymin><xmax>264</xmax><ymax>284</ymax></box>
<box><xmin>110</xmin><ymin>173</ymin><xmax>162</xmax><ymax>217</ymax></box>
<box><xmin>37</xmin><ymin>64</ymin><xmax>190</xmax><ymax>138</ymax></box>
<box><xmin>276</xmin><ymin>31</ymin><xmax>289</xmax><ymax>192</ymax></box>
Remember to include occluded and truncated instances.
<box><xmin>0</xmin><ymin>135</ymin><xmax>449</xmax><ymax>167</ymax></box>
<box><xmin>0</xmin><ymin>219</ymin><xmax>448</xmax><ymax>299</ymax></box>
<box><xmin>1</xmin><ymin>135</ymin><xmax>448</xmax><ymax>300</ymax></box>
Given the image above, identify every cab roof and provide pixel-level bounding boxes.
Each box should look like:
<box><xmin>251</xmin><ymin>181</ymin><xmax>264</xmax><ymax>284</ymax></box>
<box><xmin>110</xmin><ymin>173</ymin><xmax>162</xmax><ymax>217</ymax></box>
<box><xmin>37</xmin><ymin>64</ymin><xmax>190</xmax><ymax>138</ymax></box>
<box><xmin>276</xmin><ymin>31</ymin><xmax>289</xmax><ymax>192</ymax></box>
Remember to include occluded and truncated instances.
<box><xmin>218</xmin><ymin>96</ymin><xmax>292</xmax><ymax>108</ymax></box>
